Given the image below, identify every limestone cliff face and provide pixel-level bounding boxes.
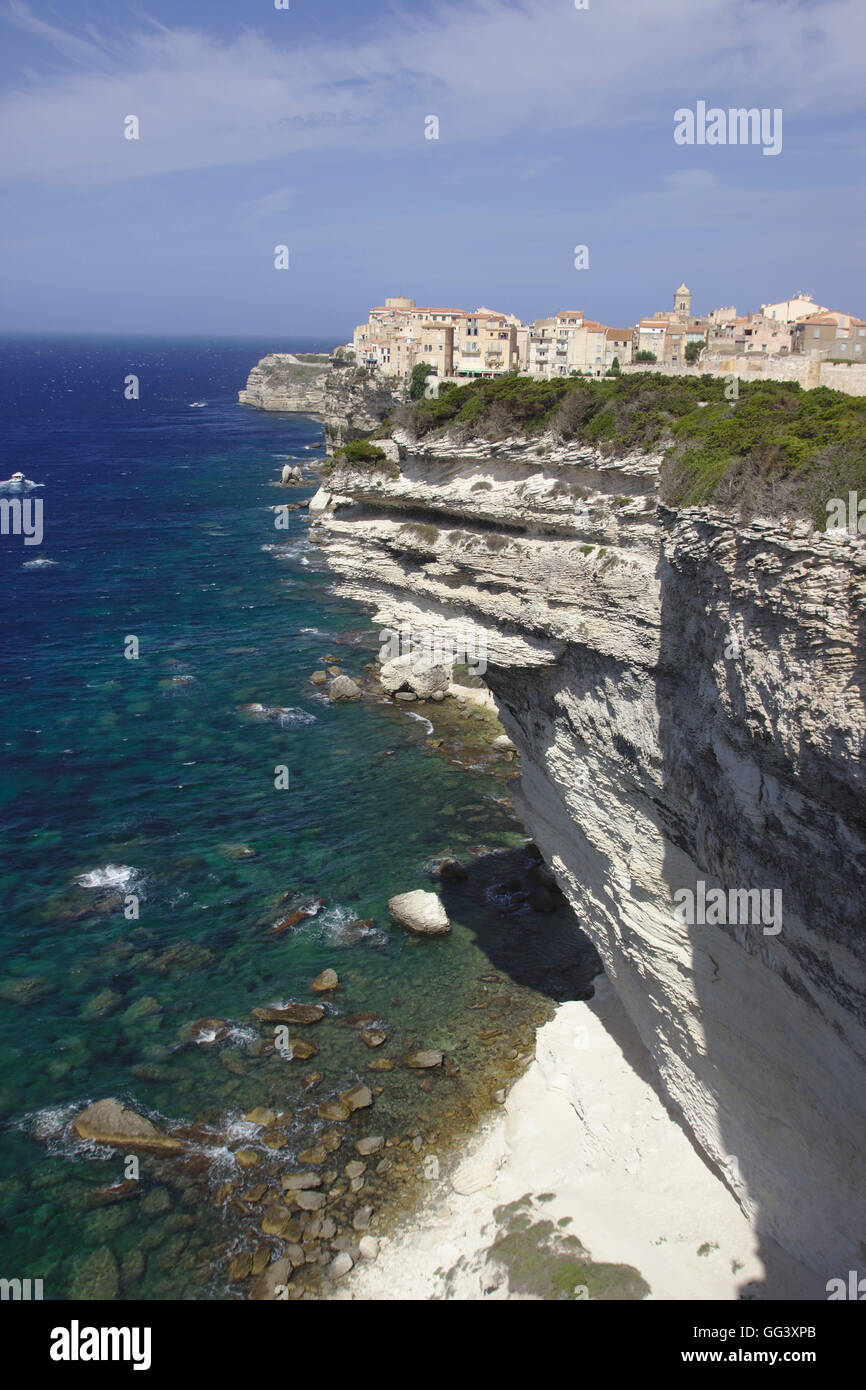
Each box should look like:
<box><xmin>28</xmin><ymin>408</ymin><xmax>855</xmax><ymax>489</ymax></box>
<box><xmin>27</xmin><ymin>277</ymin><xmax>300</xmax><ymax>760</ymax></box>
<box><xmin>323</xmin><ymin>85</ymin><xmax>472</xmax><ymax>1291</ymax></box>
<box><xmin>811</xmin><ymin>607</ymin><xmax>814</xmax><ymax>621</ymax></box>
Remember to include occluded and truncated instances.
<box><xmin>239</xmin><ymin>356</ymin><xmax>399</xmax><ymax>447</ymax></box>
<box><xmin>311</xmin><ymin>423</ymin><xmax>866</xmax><ymax>1294</ymax></box>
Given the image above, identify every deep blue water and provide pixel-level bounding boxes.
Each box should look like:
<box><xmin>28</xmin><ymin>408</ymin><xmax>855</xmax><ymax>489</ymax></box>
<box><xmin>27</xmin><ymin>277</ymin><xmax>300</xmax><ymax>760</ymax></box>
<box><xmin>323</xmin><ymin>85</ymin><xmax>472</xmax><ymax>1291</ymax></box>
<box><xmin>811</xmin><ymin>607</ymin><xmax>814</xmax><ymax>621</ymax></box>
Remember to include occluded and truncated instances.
<box><xmin>0</xmin><ymin>336</ymin><xmax>595</xmax><ymax>1300</ymax></box>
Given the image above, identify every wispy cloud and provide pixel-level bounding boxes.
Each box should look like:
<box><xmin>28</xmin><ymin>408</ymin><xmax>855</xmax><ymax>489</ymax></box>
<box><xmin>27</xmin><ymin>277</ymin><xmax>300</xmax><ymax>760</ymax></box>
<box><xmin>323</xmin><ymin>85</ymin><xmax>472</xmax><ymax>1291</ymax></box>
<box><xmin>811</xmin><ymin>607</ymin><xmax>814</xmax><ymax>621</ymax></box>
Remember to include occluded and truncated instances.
<box><xmin>0</xmin><ymin>0</ymin><xmax>863</xmax><ymax>187</ymax></box>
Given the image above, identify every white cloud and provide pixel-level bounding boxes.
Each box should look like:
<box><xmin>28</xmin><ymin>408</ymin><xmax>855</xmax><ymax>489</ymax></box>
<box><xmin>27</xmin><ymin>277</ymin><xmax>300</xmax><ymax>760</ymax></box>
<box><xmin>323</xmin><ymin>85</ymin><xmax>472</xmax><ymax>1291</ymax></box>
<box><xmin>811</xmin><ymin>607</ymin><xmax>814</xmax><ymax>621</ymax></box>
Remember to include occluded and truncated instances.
<box><xmin>0</xmin><ymin>0</ymin><xmax>863</xmax><ymax>185</ymax></box>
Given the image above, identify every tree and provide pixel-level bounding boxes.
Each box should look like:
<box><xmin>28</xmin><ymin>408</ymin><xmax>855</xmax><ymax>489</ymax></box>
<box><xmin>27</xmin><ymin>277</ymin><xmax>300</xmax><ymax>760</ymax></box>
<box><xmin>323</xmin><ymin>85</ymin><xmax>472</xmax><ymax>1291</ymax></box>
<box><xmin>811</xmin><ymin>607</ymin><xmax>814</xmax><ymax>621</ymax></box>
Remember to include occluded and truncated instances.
<box><xmin>606</xmin><ymin>356</ymin><xmax>621</xmax><ymax>376</ymax></box>
<box><xmin>684</xmin><ymin>341</ymin><xmax>703</xmax><ymax>365</ymax></box>
<box><xmin>410</xmin><ymin>362</ymin><xmax>435</xmax><ymax>399</ymax></box>
<box><xmin>634</xmin><ymin>350</ymin><xmax>657</xmax><ymax>363</ymax></box>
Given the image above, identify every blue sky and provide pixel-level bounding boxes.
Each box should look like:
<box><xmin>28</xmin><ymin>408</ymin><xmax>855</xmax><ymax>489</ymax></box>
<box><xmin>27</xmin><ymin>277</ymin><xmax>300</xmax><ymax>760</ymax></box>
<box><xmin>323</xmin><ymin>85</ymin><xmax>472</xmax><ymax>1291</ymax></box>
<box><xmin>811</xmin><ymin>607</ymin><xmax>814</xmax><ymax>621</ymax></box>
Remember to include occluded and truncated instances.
<box><xmin>0</xmin><ymin>0</ymin><xmax>863</xmax><ymax>339</ymax></box>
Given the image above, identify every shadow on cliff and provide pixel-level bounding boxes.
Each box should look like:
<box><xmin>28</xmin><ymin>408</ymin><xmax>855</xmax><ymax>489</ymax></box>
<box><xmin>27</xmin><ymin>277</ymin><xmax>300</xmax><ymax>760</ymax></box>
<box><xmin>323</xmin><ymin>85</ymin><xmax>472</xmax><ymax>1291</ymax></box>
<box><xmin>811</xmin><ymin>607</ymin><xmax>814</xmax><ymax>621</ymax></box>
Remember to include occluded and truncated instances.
<box><xmin>653</xmin><ymin>513</ymin><xmax>866</xmax><ymax>1299</ymax></box>
<box><xmin>437</xmin><ymin>844</ymin><xmax>602</xmax><ymax>1003</ymax></box>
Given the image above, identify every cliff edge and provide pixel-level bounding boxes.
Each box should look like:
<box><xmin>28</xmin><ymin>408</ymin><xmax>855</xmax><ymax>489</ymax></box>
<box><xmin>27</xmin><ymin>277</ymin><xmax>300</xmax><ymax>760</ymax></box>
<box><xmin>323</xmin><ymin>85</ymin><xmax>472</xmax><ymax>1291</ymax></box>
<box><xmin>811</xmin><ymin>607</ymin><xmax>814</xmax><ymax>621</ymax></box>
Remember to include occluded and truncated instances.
<box><xmin>310</xmin><ymin>412</ymin><xmax>866</xmax><ymax>1295</ymax></box>
<box><xmin>239</xmin><ymin>355</ymin><xmax>399</xmax><ymax>448</ymax></box>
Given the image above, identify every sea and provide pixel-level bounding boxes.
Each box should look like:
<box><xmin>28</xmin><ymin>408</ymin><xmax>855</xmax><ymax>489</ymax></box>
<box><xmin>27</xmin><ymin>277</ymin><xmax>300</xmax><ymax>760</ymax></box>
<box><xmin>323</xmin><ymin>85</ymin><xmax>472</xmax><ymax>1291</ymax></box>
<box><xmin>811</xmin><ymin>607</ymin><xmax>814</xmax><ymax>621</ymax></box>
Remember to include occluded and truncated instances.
<box><xmin>0</xmin><ymin>335</ymin><xmax>597</xmax><ymax>1299</ymax></box>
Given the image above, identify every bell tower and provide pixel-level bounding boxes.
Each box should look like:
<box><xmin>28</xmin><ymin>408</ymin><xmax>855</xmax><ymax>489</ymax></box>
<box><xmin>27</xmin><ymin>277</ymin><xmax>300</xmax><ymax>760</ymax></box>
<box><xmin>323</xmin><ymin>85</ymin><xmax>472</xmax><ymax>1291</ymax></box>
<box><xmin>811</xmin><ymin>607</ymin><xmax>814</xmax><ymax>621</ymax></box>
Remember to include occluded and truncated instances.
<box><xmin>674</xmin><ymin>282</ymin><xmax>691</xmax><ymax>322</ymax></box>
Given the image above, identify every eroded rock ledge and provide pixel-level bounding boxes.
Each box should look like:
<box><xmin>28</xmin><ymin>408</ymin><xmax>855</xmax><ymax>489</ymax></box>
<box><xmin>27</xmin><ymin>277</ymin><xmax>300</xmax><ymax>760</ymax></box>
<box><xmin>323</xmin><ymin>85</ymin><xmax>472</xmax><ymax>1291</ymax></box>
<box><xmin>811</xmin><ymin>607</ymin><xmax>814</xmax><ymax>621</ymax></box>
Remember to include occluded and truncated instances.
<box><xmin>311</xmin><ymin>422</ymin><xmax>866</xmax><ymax>1293</ymax></box>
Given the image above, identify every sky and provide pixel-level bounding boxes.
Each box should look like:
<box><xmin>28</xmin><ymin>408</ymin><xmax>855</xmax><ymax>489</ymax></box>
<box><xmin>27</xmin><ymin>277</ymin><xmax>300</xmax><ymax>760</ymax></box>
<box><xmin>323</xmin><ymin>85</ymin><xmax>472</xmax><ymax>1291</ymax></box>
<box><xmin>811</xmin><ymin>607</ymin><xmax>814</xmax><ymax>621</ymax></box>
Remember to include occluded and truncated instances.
<box><xmin>0</xmin><ymin>0</ymin><xmax>863</xmax><ymax>339</ymax></box>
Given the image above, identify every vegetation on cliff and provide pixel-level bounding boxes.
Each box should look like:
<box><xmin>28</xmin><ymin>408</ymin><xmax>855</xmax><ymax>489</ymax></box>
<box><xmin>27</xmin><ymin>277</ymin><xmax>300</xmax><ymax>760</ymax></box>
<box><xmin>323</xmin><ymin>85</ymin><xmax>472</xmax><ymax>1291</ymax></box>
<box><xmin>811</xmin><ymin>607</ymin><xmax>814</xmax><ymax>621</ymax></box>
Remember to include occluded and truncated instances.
<box><xmin>394</xmin><ymin>373</ymin><xmax>866</xmax><ymax>524</ymax></box>
<box><xmin>321</xmin><ymin>438</ymin><xmax>399</xmax><ymax>479</ymax></box>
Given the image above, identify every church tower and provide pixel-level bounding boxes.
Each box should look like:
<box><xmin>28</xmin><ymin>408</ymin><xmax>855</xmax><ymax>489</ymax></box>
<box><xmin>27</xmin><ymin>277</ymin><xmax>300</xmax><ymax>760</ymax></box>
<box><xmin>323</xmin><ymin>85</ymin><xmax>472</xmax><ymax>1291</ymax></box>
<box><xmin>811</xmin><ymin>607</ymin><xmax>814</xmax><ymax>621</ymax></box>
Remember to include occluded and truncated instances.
<box><xmin>674</xmin><ymin>282</ymin><xmax>691</xmax><ymax>322</ymax></box>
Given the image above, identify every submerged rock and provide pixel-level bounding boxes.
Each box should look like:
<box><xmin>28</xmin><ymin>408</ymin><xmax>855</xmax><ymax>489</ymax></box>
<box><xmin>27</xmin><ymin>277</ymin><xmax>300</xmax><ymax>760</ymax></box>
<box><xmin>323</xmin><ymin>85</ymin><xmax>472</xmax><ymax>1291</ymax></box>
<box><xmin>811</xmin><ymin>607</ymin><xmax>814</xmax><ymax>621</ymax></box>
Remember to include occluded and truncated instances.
<box><xmin>69</xmin><ymin>1246</ymin><xmax>120</xmax><ymax>1300</ymax></box>
<box><xmin>252</xmin><ymin>1003</ymin><xmax>324</xmax><ymax>1025</ymax></box>
<box><xmin>388</xmin><ymin>891</ymin><xmax>451</xmax><ymax>936</ymax></box>
<box><xmin>405</xmin><ymin>1050</ymin><xmax>444</xmax><ymax>1069</ymax></box>
<box><xmin>188</xmin><ymin>1017</ymin><xmax>230</xmax><ymax>1044</ymax></box>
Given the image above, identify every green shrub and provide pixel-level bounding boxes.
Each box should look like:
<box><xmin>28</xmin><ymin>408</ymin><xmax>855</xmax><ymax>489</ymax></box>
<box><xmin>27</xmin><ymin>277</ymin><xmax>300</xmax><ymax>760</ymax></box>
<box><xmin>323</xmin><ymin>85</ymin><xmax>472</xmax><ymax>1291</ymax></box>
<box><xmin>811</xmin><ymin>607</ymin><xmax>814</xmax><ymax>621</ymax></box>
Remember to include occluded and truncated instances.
<box><xmin>410</xmin><ymin>362</ymin><xmax>435</xmax><ymax>400</ymax></box>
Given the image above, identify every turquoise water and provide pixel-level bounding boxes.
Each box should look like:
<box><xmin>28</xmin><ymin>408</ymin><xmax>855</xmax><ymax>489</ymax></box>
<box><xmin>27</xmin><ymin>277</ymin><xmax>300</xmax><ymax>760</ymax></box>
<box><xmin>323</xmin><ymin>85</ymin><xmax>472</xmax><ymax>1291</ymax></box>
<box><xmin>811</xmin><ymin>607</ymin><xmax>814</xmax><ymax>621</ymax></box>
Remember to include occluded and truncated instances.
<box><xmin>0</xmin><ymin>337</ymin><xmax>597</xmax><ymax>1299</ymax></box>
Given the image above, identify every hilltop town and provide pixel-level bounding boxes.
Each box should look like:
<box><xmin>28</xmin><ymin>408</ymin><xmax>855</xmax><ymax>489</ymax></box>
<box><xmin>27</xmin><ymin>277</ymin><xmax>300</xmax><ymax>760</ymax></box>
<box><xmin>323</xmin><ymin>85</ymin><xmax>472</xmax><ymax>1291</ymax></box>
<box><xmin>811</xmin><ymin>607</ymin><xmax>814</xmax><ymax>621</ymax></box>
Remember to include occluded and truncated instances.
<box><xmin>347</xmin><ymin>287</ymin><xmax>865</xmax><ymax>388</ymax></box>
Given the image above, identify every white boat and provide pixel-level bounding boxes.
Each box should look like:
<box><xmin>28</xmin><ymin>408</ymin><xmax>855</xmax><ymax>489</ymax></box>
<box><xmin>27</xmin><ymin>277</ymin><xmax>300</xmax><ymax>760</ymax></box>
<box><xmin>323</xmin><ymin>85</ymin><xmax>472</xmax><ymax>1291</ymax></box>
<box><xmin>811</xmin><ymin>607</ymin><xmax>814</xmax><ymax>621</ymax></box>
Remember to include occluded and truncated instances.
<box><xmin>188</xmin><ymin>401</ymin><xmax>207</xmax><ymax>408</ymax></box>
<box><xmin>0</xmin><ymin>471</ymin><xmax>43</xmax><ymax>492</ymax></box>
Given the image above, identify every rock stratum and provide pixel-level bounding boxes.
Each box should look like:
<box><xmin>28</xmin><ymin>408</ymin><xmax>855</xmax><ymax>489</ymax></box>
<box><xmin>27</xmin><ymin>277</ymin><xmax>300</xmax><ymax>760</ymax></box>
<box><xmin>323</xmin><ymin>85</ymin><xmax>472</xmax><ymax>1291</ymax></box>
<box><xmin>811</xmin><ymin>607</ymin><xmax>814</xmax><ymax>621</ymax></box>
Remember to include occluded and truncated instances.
<box><xmin>239</xmin><ymin>355</ymin><xmax>398</xmax><ymax>448</ymax></box>
<box><xmin>310</xmin><ymin>421</ymin><xmax>866</xmax><ymax>1295</ymax></box>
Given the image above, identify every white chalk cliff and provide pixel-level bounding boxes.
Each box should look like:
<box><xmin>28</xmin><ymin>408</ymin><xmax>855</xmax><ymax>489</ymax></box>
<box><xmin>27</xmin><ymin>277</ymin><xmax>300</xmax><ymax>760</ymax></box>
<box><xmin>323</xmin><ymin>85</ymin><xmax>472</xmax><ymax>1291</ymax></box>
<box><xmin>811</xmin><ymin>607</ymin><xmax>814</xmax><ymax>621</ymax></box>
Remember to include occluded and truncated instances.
<box><xmin>239</xmin><ymin>356</ymin><xmax>398</xmax><ymax>447</ymax></box>
<box><xmin>310</xmin><ymin>423</ymin><xmax>866</xmax><ymax>1295</ymax></box>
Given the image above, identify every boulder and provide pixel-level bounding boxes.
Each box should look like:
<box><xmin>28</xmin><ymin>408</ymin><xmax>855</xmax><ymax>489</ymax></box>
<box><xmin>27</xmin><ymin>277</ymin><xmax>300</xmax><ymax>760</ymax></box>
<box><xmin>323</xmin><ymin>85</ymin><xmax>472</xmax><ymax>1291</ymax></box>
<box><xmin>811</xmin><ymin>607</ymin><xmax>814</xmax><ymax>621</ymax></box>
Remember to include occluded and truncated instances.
<box><xmin>307</xmin><ymin>487</ymin><xmax>333</xmax><ymax>517</ymax></box>
<box><xmin>244</xmin><ymin>1107</ymin><xmax>275</xmax><ymax>1127</ymax></box>
<box><xmin>492</xmin><ymin>734</ymin><xmax>516</xmax><ymax>751</ymax></box>
<box><xmin>298</xmin><ymin>1144</ymin><xmax>328</xmax><ymax>1165</ymax></box>
<box><xmin>311</xmin><ymin>968</ymin><xmax>339</xmax><ymax>993</ymax></box>
<box><xmin>355</xmin><ymin>1135</ymin><xmax>385</xmax><ymax>1156</ymax></box>
<box><xmin>352</xmin><ymin>1205</ymin><xmax>373</xmax><ymax>1232</ymax></box>
<box><xmin>281</xmin><ymin>1172</ymin><xmax>322</xmax><ymax>1192</ymax></box>
<box><xmin>261</xmin><ymin>1205</ymin><xmax>290</xmax><ymax>1235</ymax></box>
<box><xmin>340</xmin><ymin>1082</ymin><xmax>373</xmax><ymax>1113</ymax></box>
<box><xmin>295</xmin><ymin>1189</ymin><xmax>326</xmax><ymax>1211</ymax></box>
<box><xmin>73</xmin><ymin>1099</ymin><xmax>182</xmax><ymax>1153</ymax></box>
<box><xmin>436</xmin><ymin>858</ymin><xmax>468</xmax><ymax>881</ymax></box>
<box><xmin>281</xmin><ymin>463</ymin><xmax>303</xmax><ymax>485</ymax></box>
<box><xmin>360</xmin><ymin>1028</ymin><xmax>387</xmax><ymax>1048</ymax></box>
<box><xmin>249</xmin><ymin>1257</ymin><xmax>291</xmax><ymax>1301</ymax></box>
<box><xmin>318</xmin><ymin>1099</ymin><xmax>350</xmax><ymax>1122</ymax></box>
<box><xmin>380</xmin><ymin>653</ymin><xmax>451</xmax><ymax>700</ymax></box>
<box><xmin>388</xmin><ymin>891</ymin><xmax>451</xmax><ymax>936</ymax></box>
<box><xmin>328</xmin><ymin>1251</ymin><xmax>354</xmax><ymax>1279</ymax></box>
<box><xmin>329</xmin><ymin>675</ymin><xmax>362</xmax><ymax>702</ymax></box>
